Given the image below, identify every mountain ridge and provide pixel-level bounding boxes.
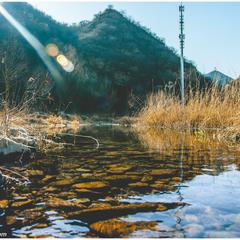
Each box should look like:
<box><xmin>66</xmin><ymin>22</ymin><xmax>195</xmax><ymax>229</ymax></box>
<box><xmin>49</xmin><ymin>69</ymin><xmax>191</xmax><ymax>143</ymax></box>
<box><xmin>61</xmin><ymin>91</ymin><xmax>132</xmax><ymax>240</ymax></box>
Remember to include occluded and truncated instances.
<box><xmin>204</xmin><ymin>70</ymin><xmax>233</xmax><ymax>86</ymax></box>
<box><xmin>0</xmin><ymin>3</ymin><xmax>205</xmax><ymax>114</ymax></box>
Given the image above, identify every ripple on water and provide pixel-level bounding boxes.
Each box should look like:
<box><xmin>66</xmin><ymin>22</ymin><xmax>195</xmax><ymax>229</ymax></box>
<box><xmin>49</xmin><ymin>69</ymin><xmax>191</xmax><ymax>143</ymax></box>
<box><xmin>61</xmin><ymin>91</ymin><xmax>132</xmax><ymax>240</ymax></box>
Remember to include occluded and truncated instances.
<box><xmin>1</xmin><ymin>126</ymin><xmax>240</xmax><ymax>238</ymax></box>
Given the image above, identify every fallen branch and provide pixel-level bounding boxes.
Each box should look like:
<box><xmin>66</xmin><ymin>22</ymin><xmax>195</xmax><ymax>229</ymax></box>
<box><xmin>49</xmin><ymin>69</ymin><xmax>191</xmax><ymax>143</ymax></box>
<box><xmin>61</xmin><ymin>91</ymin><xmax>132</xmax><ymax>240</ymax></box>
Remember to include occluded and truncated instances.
<box><xmin>58</xmin><ymin>133</ymin><xmax>100</xmax><ymax>149</ymax></box>
<box><xmin>0</xmin><ymin>166</ymin><xmax>30</xmax><ymax>186</ymax></box>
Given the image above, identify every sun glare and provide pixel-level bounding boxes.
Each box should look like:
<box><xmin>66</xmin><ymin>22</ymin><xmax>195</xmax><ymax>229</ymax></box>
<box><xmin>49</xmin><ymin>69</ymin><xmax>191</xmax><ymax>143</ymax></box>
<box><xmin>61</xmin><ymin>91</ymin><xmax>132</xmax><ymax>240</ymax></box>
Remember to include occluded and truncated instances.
<box><xmin>56</xmin><ymin>54</ymin><xmax>74</xmax><ymax>72</ymax></box>
<box><xmin>46</xmin><ymin>43</ymin><xmax>59</xmax><ymax>57</ymax></box>
<box><xmin>0</xmin><ymin>5</ymin><xmax>74</xmax><ymax>79</ymax></box>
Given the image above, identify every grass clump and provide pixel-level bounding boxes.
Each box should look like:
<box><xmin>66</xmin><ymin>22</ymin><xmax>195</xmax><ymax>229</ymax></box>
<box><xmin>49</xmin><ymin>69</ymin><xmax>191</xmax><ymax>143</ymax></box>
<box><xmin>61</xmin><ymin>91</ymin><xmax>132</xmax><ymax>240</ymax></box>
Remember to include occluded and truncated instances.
<box><xmin>136</xmin><ymin>83</ymin><xmax>240</xmax><ymax>141</ymax></box>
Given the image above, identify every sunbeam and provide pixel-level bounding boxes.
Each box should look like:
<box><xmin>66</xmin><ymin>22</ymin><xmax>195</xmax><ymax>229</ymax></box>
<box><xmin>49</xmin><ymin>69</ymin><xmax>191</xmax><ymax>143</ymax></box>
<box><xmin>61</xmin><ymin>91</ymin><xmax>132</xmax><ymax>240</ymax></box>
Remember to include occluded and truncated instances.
<box><xmin>0</xmin><ymin>4</ymin><xmax>63</xmax><ymax>82</ymax></box>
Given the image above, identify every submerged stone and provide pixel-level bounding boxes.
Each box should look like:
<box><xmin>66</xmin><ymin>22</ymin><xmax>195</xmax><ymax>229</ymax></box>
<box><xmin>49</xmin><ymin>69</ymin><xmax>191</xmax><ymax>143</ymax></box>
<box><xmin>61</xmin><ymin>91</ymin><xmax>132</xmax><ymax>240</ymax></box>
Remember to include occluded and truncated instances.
<box><xmin>73</xmin><ymin>181</ymin><xmax>109</xmax><ymax>189</ymax></box>
<box><xmin>0</xmin><ymin>199</ymin><xmax>9</xmax><ymax>209</ymax></box>
<box><xmin>68</xmin><ymin>202</ymin><xmax>182</xmax><ymax>223</ymax></box>
<box><xmin>42</xmin><ymin>175</ymin><xmax>55</xmax><ymax>184</ymax></box>
<box><xmin>141</xmin><ymin>175</ymin><xmax>153</xmax><ymax>182</ymax></box>
<box><xmin>13</xmin><ymin>196</ymin><xmax>28</xmax><ymax>201</ymax></box>
<box><xmin>126</xmin><ymin>171</ymin><xmax>144</xmax><ymax>175</ymax></box>
<box><xmin>149</xmin><ymin>169</ymin><xmax>176</xmax><ymax>177</ymax></box>
<box><xmin>128</xmin><ymin>182</ymin><xmax>149</xmax><ymax>188</ymax></box>
<box><xmin>90</xmin><ymin>218</ymin><xmax>158</xmax><ymax>237</ymax></box>
<box><xmin>104</xmin><ymin>175</ymin><xmax>139</xmax><ymax>181</ymax></box>
<box><xmin>150</xmin><ymin>180</ymin><xmax>167</xmax><ymax>189</ymax></box>
<box><xmin>81</xmin><ymin>173</ymin><xmax>93</xmax><ymax>178</ymax></box>
<box><xmin>47</xmin><ymin>197</ymin><xmax>86</xmax><ymax>209</ymax></box>
<box><xmin>71</xmin><ymin>198</ymin><xmax>90</xmax><ymax>204</ymax></box>
<box><xmin>172</xmin><ymin>177</ymin><xmax>182</xmax><ymax>182</ymax></box>
<box><xmin>89</xmin><ymin>202</ymin><xmax>112</xmax><ymax>208</ymax></box>
<box><xmin>44</xmin><ymin>186</ymin><xmax>58</xmax><ymax>193</ymax></box>
<box><xmin>53</xmin><ymin>179</ymin><xmax>73</xmax><ymax>186</ymax></box>
<box><xmin>27</xmin><ymin>170</ymin><xmax>44</xmax><ymax>177</ymax></box>
<box><xmin>12</xmin><ymin>199</ymin><xmax>33</xmax><ymax>208</ymax></box>
<box><xmin>6</xmin><ymin>215</ymin><xmax>17</xmax><ymax>225</ymax></box>
<box><xmin>74</xmin><ymin>188</ymin><xmax>101</xmax><ymax>198</ymax></box>
<box><xmin>75</xmin><ymin>168</ymin><xmax>91</xmax><ymax>172</ymax></box>
<box><xmin>21</xmin><ymin>208</ymin><xmax>43</xmax><ymax>219</ymax></box>
<box><xmin>107</xmin><ymin>165</ymin><xmax>132</xmax><ymax>174</ymax></box>
<box><xmin>34</xmin><ymin>223</ymin><xmax>48</xmax><ymax>229</ymax></box>
<box><xmin>57</xmin><ymin>191</ymin><xmax>77</xmax><ymax>199</ymax></box>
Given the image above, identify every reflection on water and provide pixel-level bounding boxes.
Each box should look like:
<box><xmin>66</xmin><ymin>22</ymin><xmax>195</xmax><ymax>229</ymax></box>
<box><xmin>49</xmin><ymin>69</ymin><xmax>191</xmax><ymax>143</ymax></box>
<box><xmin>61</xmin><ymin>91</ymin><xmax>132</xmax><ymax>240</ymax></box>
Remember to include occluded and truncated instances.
<box><xmin>0</xmin><ymin>125</ymin><xmax>240</xmax><ymax>238</ymax></box>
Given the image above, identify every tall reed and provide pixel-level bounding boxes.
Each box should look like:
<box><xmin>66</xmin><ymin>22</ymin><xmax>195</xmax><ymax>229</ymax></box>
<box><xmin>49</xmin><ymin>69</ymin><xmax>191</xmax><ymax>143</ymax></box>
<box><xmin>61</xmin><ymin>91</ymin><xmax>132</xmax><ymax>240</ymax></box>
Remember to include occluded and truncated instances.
<box><xmin>136</xmin><ymin>82</ymin><xmax>240</xmax><ymax>141</ymax></box>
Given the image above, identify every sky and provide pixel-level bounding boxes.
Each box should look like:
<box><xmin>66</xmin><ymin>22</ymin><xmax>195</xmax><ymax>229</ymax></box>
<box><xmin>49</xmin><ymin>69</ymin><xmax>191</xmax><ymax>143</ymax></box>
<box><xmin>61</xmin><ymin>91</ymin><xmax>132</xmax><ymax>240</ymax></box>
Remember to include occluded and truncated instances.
<box><xmin>29</xmin><ymin>2</ymin><xmax>240</xmax><ymax>78</ymax></box>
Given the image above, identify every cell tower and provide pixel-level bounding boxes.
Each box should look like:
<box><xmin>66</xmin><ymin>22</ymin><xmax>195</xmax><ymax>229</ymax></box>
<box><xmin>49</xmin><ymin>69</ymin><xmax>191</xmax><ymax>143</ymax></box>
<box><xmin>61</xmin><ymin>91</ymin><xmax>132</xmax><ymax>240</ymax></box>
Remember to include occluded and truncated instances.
<box><xmin>179</xmin><ymin>3</ymin><xmax>185</xmax><ymax>105</ymax></box>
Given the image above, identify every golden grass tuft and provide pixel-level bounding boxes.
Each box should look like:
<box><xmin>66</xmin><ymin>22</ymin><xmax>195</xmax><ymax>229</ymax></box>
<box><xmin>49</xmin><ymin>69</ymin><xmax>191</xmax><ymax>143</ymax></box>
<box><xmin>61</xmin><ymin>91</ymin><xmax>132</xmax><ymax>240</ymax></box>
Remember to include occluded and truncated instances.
<box><xmin>136</xmin><ymin>83</ymin><xmax>240</xmax><ymax>141</ymax></box>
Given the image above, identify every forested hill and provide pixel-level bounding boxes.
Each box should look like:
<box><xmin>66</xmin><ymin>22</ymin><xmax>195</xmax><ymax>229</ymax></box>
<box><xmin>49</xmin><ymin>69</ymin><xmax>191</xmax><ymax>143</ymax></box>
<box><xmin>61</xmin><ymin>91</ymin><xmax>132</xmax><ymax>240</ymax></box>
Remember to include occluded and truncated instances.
<box><xmin>0</xmin><ymin>3</ymin><xmax>204</xmax><ymax>114</ymax></box>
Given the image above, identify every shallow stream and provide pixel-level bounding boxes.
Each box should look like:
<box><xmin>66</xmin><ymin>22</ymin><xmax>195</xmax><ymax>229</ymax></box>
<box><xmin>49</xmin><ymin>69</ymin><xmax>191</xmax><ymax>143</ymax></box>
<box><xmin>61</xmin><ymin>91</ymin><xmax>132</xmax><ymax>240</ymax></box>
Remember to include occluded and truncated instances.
<box><xmin>0</xmin><ymin>124</ymin><xmax>240</xmax><ymax>238</ymax></box>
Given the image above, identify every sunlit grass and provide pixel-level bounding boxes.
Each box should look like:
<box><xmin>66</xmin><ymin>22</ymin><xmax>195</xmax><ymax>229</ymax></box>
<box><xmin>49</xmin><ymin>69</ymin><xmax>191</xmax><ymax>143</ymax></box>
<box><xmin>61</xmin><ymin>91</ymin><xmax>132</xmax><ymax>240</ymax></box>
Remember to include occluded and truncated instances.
<box><xmin>136</xmin><ymin>82</ymin><xmax>240</xmax><ymax>142</ymax></box>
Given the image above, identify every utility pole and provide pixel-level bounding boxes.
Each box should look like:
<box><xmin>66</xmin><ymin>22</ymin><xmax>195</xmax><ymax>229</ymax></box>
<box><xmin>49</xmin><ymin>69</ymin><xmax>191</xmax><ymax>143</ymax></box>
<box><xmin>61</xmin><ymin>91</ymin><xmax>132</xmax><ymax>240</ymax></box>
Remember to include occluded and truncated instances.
<box><xmin>179</xmin><ymin>3</ymin><xmax>185</xmax><ymax>105</ymax></box>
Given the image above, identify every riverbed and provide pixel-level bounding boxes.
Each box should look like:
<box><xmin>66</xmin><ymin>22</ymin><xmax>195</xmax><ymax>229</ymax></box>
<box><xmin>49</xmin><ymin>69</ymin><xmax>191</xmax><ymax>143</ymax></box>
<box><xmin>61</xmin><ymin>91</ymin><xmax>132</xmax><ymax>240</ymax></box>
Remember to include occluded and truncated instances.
<box><xmin>0</xmin><ymin>124</ymin><xmax>240</xmax><ymax>238</ymax></box>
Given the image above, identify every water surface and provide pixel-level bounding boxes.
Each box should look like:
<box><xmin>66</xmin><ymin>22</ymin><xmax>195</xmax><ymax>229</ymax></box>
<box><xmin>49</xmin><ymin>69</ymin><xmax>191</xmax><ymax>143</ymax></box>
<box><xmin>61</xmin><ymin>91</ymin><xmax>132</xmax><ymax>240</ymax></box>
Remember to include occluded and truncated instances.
<box><xmin>0</xmin><ymin>124</ymin><xmax>240</xmax><ymax>238</ymax></box>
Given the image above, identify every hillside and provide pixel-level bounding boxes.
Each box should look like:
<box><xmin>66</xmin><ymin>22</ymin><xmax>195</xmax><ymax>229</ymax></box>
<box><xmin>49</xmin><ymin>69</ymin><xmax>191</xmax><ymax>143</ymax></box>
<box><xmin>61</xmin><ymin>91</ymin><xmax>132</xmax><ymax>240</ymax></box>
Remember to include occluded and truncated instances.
<box><xmin>204</xmin><ymin>70</ymin><xmax>233</xmax><ymax>86</ymax></box>
<box><xmin>0</xmin><ymin>3</ymin><xmax>204</xmax><ymax>114</ymax></box>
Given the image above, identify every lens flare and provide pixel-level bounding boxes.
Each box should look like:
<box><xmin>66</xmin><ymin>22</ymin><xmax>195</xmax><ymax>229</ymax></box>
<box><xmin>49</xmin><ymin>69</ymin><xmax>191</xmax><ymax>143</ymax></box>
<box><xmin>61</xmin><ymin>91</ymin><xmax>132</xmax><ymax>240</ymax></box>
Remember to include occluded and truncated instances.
<box><xmin>56</xmin><ymin>54</ymin><xmax>74</xmax><ymax>73</ymax></box>
<box><xmin>0</xmin><ymin>5</ymin><xmax>62</xmax><ymax>82</ymax></box>
<box><xmin>56</xmin><ymin>54</ymin><xmax>69</xmax><ymax>67</ymax></box>
<box><xmin>0</xmin><ymin>5</ymin><xmax>74</xmax><ymax>77</ymax></box>
<box><xmin>46</xmin><ymin>43</ymin><xmax>59</xmax><ymax>57</ymax></box>
<box><xmin>63</xmin><ymin>61</ymin><xmax>74</xmax><ymax>72</ymax></box>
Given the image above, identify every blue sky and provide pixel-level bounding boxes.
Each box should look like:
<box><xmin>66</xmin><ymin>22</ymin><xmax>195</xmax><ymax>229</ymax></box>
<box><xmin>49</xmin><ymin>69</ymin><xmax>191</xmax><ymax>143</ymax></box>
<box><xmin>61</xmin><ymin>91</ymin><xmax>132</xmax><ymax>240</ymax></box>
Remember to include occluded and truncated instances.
<box><xmin>30</xmin><ymin>2</ymin><xmax>240</xmax><ymax>78</ymax></box>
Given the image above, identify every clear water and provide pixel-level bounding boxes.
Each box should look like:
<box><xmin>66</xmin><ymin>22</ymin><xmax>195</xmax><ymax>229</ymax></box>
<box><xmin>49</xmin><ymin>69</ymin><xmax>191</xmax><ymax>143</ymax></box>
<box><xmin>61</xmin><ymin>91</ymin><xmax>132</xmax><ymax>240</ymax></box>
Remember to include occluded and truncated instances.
<box><xmin>0</xmin><ymin>125</ymin><xmax>239</xmax><ymax>238</ymax></box>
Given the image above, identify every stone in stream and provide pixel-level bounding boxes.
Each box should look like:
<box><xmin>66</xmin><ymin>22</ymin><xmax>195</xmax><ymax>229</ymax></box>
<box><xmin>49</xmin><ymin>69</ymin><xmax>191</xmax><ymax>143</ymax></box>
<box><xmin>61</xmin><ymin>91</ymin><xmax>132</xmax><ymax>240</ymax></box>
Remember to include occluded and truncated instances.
<box><xmin>150</xmin><ymin>181</ymin><xmax>167</xmax><ymax>190</ymax></box>
<box><xmin>0</xmin><ymin>199</ymin><xmax>9</xmax><ymax>209</ymax></box>
<box><xmin>6</xmin><ymin>215</ymin><xmax>18</xmax><ymax>226</ymax></box>
<box><xmin>57</xmin><ymin>191</ymin><xmax>77</xmax><ymax>199</ymax></box>
<box><xmin>34</xmin><ymin>223</ymin><xmax>48</xmax><ymax>229</ymax></box>
<box><xmin>47</xmin><ymin>197</ymin><xmax>86</xmax><ymax>210</ymax></box>
<box><xmin>94</xmin><ymin>173</ymin><xmax>108</xmax><ymax>178</ymax></box>
<box><xmin>27</xmin><ymin>170</ymin><xmax>44</xmax><ymax>177</ymax></box>
<box><xmin>89</xmin><ymin>202</ymin><xmax>112</xmax><ymax>208</ymax></box>
<box><xmin>53</xmin><ymin>179</ymin><xmax>73</xmax><ymax>186</ymax></box>
<box><xmin>73</xmin><ymin>181</ymin><xmax>109</xmax><ymax>189</ymax></box>
<box><xmin>74</xmin><ymin>188</ymin><xmax>101</xmax><ymax>198</ymax></box>
<box><xmin>67</xmin><ymin>202</ymin><xmax>185</xmax><ymax>223</ymax></box>
<box><xmin>128</xmin><ymin>182</ymin><xmax>149</xmax><ymax>189</ymax></box>
<box><xmin>125</xmin><ymin>171</ymin><xmax>144</xmax><ymax>176</ymax></box>
<box><xmin>90</xmin><ymin>218</ymin><xmax>158</xmax><ymax>237</ymax></box>
<box><xmin>81</xmin><ymin>173</ymin><xmax>93</xmax><ymax>178</ymax></box>
<box><xmin>13</xmin><ymin>195</ymin><xmax>28</xmax><ymax>201</ymax></box>
<box><xmin>107</xmin><ymin>165</ymin><xmax>132</xmax><ymax>174</ymax></box>
<box><xmin>141</xmin><ymin>175</ymin><xmax>153</xmax><ymax>182</ymax></box>
<box><xmin>103</xmin><ymin>175</ymin><xmax>139</xmax><ymax>182</ymax></box>
<box><xmin>71</xmin><ymin>198</ymin><xmax>91</xmax><ymax>204</ymax></box>
<box><xmin>11</xmin><ymin>199</ymin><xmax>33</xmax><ymax>208</ymax></box>
<box><xmin>149</xmin><ymin>169</ymin><xmax>176</xmax><ymax>177</ymax></box>
<box><xmin>43</xmin><ymin>186</ymin><xmax>58</xmax><ymax>193</ymax></box>
<box><xmin>75</xmin><ymin>168</ymin><xmax>91</xmax><ymax>173</ymax></box>
<box><xmin>21</xmin><ymin>208</ymin><xmax>43</xmax><ymax>219</ymax></box>
<box><xmin>42</xmin><ymin>175</ymin><xmax>56</xmax><ymax>184</ymax></box>
<box><xmin>172</xmin><ymin>177</ymin><xmax>182</xmax><ymax>182</ymax></box>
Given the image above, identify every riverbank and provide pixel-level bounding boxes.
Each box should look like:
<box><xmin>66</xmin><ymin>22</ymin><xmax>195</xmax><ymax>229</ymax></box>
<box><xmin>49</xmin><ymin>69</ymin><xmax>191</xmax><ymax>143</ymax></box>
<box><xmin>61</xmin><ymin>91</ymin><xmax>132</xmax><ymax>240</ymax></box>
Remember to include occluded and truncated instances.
<box><xmin>0</xmin><ymin>111</ymin><xmax>84</xmax><ymax>159</ymax></box>
<box><xmin>135</xmin><ymin>84</ymin><xmax>240</xmax><ymax>142</ymax></box>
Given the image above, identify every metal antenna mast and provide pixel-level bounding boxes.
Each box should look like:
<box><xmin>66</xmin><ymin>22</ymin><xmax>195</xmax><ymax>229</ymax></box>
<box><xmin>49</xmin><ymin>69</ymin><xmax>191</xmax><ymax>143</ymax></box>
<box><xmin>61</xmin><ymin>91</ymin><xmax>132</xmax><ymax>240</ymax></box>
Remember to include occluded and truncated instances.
<box><xmin>179</xmin><ymin>3</ymin><xmax>185</xmax><ymax>105</ymax></box>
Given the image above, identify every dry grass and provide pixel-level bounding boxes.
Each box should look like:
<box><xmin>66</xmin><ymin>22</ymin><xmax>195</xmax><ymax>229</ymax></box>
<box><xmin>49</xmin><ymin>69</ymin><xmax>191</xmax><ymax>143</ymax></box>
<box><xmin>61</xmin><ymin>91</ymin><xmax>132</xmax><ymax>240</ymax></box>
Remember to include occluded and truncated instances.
<box><xmin>40</xmin><ymin>114</ymin><xmax>82</xmax><ymax>135</ymax></box>
<box><xmin>0</xmin><ymin>111</ymin><xmax>83</xmax><ymax>153</ymax></box>
<box><xmin>136</xmin><ymin>83</ymin><xmax>240</xmax><ymax>141</ymax></box>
